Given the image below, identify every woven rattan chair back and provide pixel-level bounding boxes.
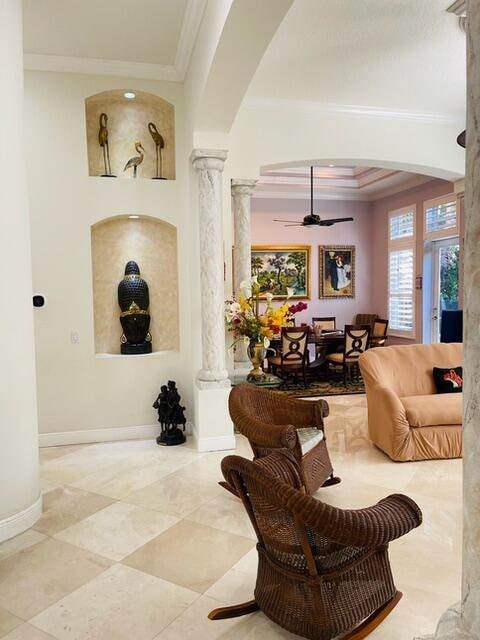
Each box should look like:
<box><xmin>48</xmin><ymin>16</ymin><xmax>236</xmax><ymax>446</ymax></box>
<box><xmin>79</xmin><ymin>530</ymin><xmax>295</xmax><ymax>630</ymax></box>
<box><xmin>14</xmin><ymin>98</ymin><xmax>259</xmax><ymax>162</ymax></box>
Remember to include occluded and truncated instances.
<box><xmin>210</xmin><ymin>451</ymin><xmax>423</xmax><ymax>640</ymax></box>
<box><xmin>228</xmin><ymin>384</ymin><xmax>338</xmax><ymax>494</ymax></box>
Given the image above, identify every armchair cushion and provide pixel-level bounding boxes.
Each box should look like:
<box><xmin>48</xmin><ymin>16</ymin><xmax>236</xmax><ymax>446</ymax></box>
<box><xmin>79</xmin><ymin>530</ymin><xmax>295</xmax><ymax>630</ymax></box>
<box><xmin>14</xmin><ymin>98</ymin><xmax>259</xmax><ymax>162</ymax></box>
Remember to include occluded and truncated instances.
<box><xmin>400</xmin><ymin>394</ymin><xmax>462</xmax><ymax>428</ymax></box>
<box><xmin>296</xmin><ymin>427</ymin><xmax>324</xmax><ymax>455</ymax></box>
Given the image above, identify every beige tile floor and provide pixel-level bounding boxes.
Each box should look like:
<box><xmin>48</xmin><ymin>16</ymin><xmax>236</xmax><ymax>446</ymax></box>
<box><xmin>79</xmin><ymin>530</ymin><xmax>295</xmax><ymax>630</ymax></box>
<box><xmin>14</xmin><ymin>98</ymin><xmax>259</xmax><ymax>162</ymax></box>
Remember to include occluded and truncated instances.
<box><xmin>0</xmin><ymin>395</ymin><xmax>462</xmax><ymax>640</ymax></box>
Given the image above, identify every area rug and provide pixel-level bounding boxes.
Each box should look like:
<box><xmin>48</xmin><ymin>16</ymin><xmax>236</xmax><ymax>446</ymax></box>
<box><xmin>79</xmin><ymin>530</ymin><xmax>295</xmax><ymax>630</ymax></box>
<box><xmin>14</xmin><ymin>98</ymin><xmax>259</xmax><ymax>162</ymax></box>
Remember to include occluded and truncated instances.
<box><xmin>270</xmin><ymin>379</ymin><xmax>365</xmax><ymax>399</ymax></box>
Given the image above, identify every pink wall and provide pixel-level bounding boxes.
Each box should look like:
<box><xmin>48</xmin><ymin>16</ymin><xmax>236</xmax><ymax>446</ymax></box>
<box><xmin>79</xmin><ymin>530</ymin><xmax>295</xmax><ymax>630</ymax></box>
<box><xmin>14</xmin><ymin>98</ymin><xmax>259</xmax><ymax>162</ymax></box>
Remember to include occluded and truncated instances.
<box><xmin>250</xmin><ymin>198</ymin><xmax>374</xmax><ymax>329</ymax></box>
<box><xmin>372</xmin><ymin>179</ymin><xmax>455</xmax><ymax>344</ymax></box>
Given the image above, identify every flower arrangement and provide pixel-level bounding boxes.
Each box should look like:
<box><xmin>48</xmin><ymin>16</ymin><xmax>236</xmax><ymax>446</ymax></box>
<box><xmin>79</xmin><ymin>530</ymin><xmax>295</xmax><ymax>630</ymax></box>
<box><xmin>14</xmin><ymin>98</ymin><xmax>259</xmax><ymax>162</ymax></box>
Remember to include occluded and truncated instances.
<box><xmin>225</xmin><ymin>277</ymin><xmax>308</xmax><ymax>349</ymax></box>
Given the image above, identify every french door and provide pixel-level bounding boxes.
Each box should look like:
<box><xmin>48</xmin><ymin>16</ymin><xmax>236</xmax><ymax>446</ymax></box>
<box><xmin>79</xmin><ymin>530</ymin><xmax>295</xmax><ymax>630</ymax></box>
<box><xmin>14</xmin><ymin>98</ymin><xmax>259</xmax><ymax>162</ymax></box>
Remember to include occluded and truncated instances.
<box><xmin>430</xmin><ymin>237</ymin><xmax>460</xmax><ymax>342</ymax></box>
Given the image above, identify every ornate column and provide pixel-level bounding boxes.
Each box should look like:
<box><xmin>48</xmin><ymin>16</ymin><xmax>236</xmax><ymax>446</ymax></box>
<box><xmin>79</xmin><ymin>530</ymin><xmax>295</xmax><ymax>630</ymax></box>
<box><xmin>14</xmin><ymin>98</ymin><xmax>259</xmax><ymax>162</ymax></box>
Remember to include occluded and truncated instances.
<box><xmin>231</xmin><ymin>179</ymin><xmax>257</xmax><ymax>368</ymax></box>
<box><xmin>0</xmin><ymin>0</ymin><xmax>41</xmax><ymax>541</ymax></box>
<box><xmin>191</xmin><ymin>149</ymin><xmax>230</xmax><ymax>385</ymax></box>
<box><xmin>416</xmin><ymin>2</ymin><xmax>479</xmax><ymax>637</ymax></box>
<box><xmin>190</xmin><ymin>149</ymin><xmax>234</xmax><ymax>452</ymax></box>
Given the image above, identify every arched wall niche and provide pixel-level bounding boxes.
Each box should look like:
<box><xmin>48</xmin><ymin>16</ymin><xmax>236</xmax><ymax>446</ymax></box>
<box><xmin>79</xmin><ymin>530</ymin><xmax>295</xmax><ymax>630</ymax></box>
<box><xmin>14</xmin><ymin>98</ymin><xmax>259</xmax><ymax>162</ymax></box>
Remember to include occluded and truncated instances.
<box><xmin>91</xmin><ymin>215</ymin><xmax>179</xmax><ymax>356</ymax></box>
<box><xmin>85</xmin><ymin>89</ymin><xmax>175</xmax><ymax>180</ymax></box>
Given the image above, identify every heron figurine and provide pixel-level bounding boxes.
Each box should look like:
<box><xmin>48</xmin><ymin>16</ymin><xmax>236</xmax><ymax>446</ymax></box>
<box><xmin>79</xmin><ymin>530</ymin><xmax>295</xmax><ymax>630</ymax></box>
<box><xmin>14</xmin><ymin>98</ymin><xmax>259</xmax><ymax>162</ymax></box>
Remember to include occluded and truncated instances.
<box><xmin>124</xmin><ymin>142</ymin><xmax>145</xmax><ymax>178</ymax></box>
<box><xmin>98</xmin><ymin>113</ymin><xmax>115</xmax><ymax>177</ymax></box>
<box><xmin>148</xmin><ymin>122</ymin><xmax>166</xmax><ymax>179</ymax></box>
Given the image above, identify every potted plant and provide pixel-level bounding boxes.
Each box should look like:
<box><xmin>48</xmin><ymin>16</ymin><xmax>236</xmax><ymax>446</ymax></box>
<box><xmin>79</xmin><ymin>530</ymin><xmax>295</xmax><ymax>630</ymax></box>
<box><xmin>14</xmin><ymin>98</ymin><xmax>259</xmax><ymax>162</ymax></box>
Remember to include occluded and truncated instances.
<box><xmin>225</xmin><ymin>278</ymin><xmax>307</xmax><ymax>380</ymax></box>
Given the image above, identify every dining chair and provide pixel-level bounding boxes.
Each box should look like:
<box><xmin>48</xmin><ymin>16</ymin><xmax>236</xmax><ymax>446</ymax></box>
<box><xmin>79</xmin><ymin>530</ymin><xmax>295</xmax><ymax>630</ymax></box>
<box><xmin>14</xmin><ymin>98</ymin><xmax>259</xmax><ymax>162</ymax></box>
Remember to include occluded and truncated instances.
<box><xmin>326</xmin><ymin>324</ymin><xmax>371</xmax><ymax>387</ymax></box>
<box><xmin>268</xmin><ymin>327</ymin><xmax>309</xmax><ymax>387</ymax></box>
<box><xmin>312</xmin><ymin>317</ymin><xmax>337</xmax><ymax>358</ymax></box>
<box><xmin>354</xmin><ymin>313</ymin><xmax>378</xmax><ymax>330</ymax></box>
<box><xmin>370</xmin><ymin>318</ymin><xmax>389</xmax><ymax>347</ymax></box>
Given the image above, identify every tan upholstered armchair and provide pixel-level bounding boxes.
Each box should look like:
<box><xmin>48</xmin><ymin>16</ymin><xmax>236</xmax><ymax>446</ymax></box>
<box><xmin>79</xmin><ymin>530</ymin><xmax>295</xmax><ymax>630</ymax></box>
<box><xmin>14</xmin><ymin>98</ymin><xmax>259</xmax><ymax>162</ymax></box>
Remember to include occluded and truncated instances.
<box><xmin>229</xmin><ymin>384</ymin><xmax>339</xmax><ymax>493</ymax></box>
<box><xmin>359</xmin><ymin>343</ymin><xmax>463</xmax><ymax>461</ymax></box>
<box><xmin>209</xmin><ymin>451</ymin><xmax>422</xmax><ymax>640</ymax></box>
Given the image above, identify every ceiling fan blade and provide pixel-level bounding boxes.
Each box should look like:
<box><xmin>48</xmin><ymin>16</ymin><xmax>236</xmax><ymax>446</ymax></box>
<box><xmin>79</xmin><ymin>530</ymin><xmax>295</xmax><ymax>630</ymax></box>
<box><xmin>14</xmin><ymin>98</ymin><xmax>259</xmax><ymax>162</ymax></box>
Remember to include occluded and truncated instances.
<box><xmin>319</xmin><ymin>217</ymin><xmax>354</xmax><ymax>226</ymax></box>
<box><xmin>273</xmin><ymin>219</ymin><xmax>305</xmax><ymax>223</ymax></box>
<box><xmin>284</xmin><ymin>223</ymin><xmax>303</xmax><ymax>226</ymax></box>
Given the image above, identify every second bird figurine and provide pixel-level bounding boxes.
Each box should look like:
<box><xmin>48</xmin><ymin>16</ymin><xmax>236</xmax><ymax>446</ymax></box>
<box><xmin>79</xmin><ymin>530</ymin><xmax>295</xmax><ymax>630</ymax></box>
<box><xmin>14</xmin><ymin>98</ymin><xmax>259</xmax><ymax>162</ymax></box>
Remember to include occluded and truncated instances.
<box><xmin>124</xmin><ymin>142</ymin><xmax>145</xmax><ymax>178</ymax></box>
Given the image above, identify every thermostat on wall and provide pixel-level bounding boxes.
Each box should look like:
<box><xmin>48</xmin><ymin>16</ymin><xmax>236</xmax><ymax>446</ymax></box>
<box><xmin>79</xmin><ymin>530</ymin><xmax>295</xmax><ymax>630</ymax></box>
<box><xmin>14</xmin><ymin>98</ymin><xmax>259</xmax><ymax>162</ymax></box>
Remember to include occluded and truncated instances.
<box><xmin>33</xmin><ymin>295</ymin><xmax>46</xmax><ymax>308</ymax></box>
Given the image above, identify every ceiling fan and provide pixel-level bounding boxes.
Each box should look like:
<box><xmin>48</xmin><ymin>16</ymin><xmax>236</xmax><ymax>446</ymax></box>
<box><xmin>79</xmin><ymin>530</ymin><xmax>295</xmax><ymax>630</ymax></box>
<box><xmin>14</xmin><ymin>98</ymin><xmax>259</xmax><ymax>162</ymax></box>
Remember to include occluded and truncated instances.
<box><xmin>273</xmin><ymin>166</ymin><xmax>354</xmax><ymax>227</ymax></box>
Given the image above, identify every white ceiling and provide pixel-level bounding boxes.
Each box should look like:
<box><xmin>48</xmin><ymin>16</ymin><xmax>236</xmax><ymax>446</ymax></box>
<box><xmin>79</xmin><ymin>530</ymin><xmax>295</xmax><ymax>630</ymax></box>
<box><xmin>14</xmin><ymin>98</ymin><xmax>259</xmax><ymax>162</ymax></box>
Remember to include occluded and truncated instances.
<box><xmin>254</xmin><ymin>165</ymin><xmax>440</xmax><ymax>201</ymax></box>
<box><xmin>22</xmin><ymin>0</ymin><xmax>205</xmax><ymax>80</ymax></box>
<box><xmin>247</xmin><ymin>0</ymin><xmax>466</xmax><ymax>121</ymax></box>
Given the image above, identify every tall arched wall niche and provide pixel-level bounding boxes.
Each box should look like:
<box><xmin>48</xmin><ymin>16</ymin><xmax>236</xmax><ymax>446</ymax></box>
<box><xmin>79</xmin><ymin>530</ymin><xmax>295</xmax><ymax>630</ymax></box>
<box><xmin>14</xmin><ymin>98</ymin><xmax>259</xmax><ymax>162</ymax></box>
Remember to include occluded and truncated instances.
<box><xmin>91</xmin><ymin>216</ymin><xmax>179</xmax><ymax>355</ymax></box>
<box><xmin>85</xmin><ymin>89</ymin><xmax>175</xmax><ymax>180</ymax></box>
<box><xmin>25</xmin><ymin>71</ymin><xmax>197</xmax><ymax>437</ymax></box>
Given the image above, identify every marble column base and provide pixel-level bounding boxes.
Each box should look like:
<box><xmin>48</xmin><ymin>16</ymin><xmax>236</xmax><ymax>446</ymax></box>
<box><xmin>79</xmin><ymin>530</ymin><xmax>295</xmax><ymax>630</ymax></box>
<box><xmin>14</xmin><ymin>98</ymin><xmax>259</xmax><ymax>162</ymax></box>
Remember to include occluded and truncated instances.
<box><xmin>193</xmin><ymin>382</ymin><xmax>235</xmax><ymax>452</ymax></box>
<box><xmin>415</xmin><ymin>604</ymin><xmax>473</xmax><ymax>640</ymax></box>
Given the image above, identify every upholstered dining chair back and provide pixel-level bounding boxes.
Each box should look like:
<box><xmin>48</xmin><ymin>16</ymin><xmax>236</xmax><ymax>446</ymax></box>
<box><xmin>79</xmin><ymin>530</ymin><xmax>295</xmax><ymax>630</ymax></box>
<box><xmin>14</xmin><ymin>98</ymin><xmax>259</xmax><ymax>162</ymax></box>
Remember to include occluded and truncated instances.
<box><xmin>311</xmin><ymin>316</ymin><xmax>336</xmax><ymax>335</ymax></box>
<box><xmin>372</xmin><ymin>318</ymin><xmax>389</xmax><ymax>338</ymax></box>
<box><xmin>281</xmin><ymin>327</ymin><xmax>309</xmax><ymax>365</ymax></box>
<box><xmin>344</xmin><ymin>324</ymin><xmax>371</xmax><ymax>359</ymax></box>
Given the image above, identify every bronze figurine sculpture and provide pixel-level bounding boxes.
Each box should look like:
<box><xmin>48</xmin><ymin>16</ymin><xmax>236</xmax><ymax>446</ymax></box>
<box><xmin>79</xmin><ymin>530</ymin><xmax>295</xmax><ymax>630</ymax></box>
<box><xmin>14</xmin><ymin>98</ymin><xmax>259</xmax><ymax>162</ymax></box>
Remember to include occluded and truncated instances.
<box><xmin>148</xmin><ymin>122</ymin><xmax>166</xmax><ymax>179</ymax></box>
<box><xmin>117</xmin><ymin>261</ymin><xmax>152</xmax><ymax>354</ymax></box>
<box><xmin>123</xmin><ymin>142</ymin><xmax>145</xmax><ymax>178</ymax></box>
<box><xmin>153</xmin><ymin>380</ymin><xmax>186</xmax><ymax>446</ymax></box>
<box><xmin>98</xmin><ymin>113</ymin><xmax>115</xmax><ymax>177</ymax></box>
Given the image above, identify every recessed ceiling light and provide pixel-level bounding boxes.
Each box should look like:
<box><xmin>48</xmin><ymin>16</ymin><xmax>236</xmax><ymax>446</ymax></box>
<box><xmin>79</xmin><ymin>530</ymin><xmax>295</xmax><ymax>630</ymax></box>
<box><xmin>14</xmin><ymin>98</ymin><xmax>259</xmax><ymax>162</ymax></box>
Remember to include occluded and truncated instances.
<box><xmin>128</xmin><ymin>215</ymin><xmax>140</xmax><ymax>219</ymax></box>
<box><xmin>328</xmin><ymin>164</ymin><xmax>335</xmax><ymax>167</ymax></box>
<box><xmin>124</xmin><ymin>92</ymin><xmax>136</xmax><ymax>100</ymax></box>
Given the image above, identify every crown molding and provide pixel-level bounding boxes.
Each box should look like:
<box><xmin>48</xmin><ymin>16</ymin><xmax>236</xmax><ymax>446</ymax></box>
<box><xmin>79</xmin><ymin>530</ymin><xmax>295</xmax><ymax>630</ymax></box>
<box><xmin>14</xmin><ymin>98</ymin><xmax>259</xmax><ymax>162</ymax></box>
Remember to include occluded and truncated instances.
<box><xmin>243</xmin><ymin>96</ymin><xmax>462</xmax><ymax>125</ymax></box>
<box><xmin>252</xmin><ymin>190</ymin><xmax>372</xmax><ymax>202</ymax></box>
<box><xmin>23</xmin><ymin>0</ymin><xmax>206</xmax><ymax>82</ymax></box>
<box><xmin>23</xmin><ymin>53</ymin><xmax>181</xmax><ymax>81</ymax></box>
<box><xmin>175</xmin><ymin>0</ymin><xmax>207</xmax><ymax>79</ymax></box>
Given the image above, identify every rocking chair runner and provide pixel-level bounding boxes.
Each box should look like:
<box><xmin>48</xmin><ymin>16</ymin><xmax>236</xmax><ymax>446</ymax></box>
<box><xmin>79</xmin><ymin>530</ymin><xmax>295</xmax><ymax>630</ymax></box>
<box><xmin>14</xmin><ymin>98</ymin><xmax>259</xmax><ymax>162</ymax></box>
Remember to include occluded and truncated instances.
<box><xmin>229</xmin><ymin>384</ymin><xmax>339</xmax><ymax>494</ymax></box>
<box><xmin>209</xmin><ymin>451</ymin><xmax>422</xmax><ymax>640</ymax></box>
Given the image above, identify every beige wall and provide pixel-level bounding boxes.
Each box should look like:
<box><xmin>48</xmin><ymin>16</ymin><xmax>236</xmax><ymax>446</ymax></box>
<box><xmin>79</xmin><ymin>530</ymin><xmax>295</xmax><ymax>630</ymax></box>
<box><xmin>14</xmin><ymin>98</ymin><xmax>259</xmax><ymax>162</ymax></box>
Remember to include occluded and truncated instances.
<box><xmin>91</xmin><ymin>216</ymin><xmax>179</xmax><ymax>354</ymax></box>
<box><xmin>26</xmin><ymin>70</ymin><xmax>199</xmax><ymax>436</ymax></box>
<box><xmin>85</xmin><ymin>89</ymin><xmax>175</xmax><ymax>180</ymax></box>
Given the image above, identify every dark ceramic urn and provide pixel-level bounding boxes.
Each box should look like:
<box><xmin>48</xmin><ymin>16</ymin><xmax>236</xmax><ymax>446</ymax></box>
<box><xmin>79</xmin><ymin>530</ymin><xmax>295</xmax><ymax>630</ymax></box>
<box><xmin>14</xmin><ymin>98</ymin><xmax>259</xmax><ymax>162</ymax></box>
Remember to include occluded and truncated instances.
<box><xmin>118</xmin><ymin>261</ymin><xmax>152</xmax><ymax>354</ymax></box>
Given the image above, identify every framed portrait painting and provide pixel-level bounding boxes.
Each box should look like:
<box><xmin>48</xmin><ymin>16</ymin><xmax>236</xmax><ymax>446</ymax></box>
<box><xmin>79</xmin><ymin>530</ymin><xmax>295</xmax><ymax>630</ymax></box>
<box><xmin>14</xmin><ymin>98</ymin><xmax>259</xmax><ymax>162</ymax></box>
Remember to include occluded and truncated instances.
<box><xmin>319</xmin><ymin>245</ymin><xmax>355</xmax><ymax>298</ymax></box>
<box><xmin>251</xmin><ymin>245</ymin><xmax>310</xmax><ymax>299</ymax></box>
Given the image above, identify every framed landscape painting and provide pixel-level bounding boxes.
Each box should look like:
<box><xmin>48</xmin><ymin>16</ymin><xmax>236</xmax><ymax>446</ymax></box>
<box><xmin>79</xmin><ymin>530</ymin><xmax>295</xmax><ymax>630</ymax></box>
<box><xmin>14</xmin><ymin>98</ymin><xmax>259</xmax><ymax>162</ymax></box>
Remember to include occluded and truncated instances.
<box><xmin>251</xmin><ymin>245</ymin><xmax>310</xmax><ymax>299</ymax></box>
<box><xmin>319</xmin><ymin>245</ymin><xmax>355</xmax><ymax>298</ymax></box>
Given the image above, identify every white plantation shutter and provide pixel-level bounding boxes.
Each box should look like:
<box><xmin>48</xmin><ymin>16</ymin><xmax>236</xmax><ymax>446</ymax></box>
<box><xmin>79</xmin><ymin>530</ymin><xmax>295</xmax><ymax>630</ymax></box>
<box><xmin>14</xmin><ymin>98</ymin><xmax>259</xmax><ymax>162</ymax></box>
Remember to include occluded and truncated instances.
<box><xmin>388</xmin><ymin>206</ymin><xmax>415</xmax><ymax>337</ymax></box>
<box><xmin>389</xmin><ymin>211</ymin><xmax>414</xmax><ymax>240</ymax></box>
<box><xmin>388</xmin><ymin>249</ymin><xmax>414</xmax><ymax>332</ymax></box>
<box><xmin>424</xmin><ymin>197</ymin><xmax>457</xmax><ymax>239</ymax></box>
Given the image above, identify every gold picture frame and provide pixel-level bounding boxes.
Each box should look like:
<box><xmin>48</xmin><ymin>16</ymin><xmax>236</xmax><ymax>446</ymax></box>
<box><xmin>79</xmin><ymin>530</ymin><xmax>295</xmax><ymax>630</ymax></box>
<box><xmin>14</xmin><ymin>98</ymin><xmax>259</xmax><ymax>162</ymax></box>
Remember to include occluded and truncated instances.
<box><xmin>319</xmin><ymin>245</ymin><xmax>355</xmax><ymax>299</ymax></box>
<box><xmin>251</xmin><ymin>245</ymin><xmax>311</xmax><ymax>299</ymax></box>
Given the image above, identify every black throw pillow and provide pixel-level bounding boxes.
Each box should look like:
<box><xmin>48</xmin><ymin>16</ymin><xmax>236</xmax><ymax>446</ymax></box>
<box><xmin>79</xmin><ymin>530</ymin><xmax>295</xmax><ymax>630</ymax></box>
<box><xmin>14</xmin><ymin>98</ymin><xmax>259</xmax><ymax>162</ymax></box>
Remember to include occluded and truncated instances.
<box><xmin>433</xmin><ymin>366</ymin><xmax>463</xmax><ymax>394</ymax></box>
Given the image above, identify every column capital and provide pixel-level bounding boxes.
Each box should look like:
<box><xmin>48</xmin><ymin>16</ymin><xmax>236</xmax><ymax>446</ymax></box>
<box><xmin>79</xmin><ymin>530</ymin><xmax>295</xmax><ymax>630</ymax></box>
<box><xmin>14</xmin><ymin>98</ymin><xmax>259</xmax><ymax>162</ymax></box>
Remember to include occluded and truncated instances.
<box><xmin>190</xmin><ymin>148</ymin><xmax>228</xmax><ymax>172</ymax></box>
<box><xmin>231</xmin><ymin>179</ymin><xmax>258</xmax><ymax>196</ymax></box>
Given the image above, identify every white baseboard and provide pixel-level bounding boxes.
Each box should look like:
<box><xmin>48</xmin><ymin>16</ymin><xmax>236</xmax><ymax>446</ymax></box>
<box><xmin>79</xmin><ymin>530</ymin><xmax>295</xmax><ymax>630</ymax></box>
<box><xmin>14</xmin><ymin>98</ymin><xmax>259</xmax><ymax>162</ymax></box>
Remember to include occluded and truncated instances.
<box><xmin>0</xmin><ymin>495</ymin><xmax>43</xmax><ymax>544</ymax></box>
<box><xmin>194</xmin><ymin>433</ymin><xmax>236</xmax><ymax>453</ymax></box>
<box><xmin>39</xmin><ymin>424</ymin><xmax>161</xmax><ymax>447</ymax></box>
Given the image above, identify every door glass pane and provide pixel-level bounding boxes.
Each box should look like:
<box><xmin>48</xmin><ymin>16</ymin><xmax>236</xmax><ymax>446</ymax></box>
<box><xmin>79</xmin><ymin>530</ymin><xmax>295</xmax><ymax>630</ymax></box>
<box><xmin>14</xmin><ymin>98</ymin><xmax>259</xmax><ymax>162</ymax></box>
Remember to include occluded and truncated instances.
<box><xmin>438</xmin><ymin>243</ymin><xmax>460</xmax><ymax>341</ymax></box>
<box><xmin>439</xmin><ymin>244</ymin><xmax>460</xmax><ymax>312</ymax></box>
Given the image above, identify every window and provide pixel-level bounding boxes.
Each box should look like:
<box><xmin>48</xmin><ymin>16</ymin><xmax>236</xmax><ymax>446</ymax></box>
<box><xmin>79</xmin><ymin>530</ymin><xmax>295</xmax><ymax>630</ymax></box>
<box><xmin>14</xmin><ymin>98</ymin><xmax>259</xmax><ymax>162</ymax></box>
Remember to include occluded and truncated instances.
<box><xmin>388</xmin><ymin>206</ymin><xmax>416</xmax><ymax>337</ymax></box>
<box><xmin>424</xmin><ymin>194</ymin><xmax>458</xmax><ymax>241</ymax></box>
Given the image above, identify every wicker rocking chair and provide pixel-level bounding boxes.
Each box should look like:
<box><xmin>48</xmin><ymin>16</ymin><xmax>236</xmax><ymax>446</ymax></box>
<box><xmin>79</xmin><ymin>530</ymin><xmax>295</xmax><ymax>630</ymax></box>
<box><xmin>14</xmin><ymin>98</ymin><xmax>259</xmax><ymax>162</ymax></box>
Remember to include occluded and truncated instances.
<box><xmin>229</xmin><ymin>384</ymin><xmax>339</xmax><ymax>494</ymax></box>
<box><xmin>209</xmin><ymin>451</ymin><xmax>422</xmax><ymax>640</ymax></box>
